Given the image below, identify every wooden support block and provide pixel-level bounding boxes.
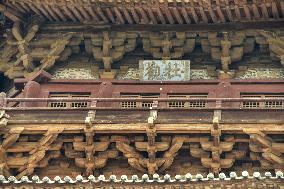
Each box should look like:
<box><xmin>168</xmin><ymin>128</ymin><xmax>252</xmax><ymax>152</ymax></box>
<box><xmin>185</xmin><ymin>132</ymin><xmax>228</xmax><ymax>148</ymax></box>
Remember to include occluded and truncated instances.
<box><xmin>201</xmin><ymin>158</ymin><xmax>234</xmax><ymax>169</ymax></box>
<box><xmin>190</xmin><ymin>146</ymin><xmax>210</xmax><ymax>158</ymax></box>
<box><xmin>100</xmin><ymin>70</ymin><xmax>117</xmax><ymax>79</ymax></box>
<box><xmin>135</xmin><ymin>142</ymin><xmax>169</xmax><ymax>152</ymax></box>
<box><xmin>73</xmin><ymin>141</ymin><xmax>110</xmax><ymax>152</ymax></box>
<box><xmin>200</xmin><ymin>141</ymin><xmax>234</xmax><ymax>152</ymax></box>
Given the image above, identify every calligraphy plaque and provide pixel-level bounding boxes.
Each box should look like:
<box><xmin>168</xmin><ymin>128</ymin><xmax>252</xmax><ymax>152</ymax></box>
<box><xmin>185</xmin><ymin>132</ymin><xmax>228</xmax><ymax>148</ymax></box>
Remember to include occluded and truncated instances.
<box><xmin>139</xmin><ymin>60</ymin><xmax>191</xmax><ymax>81</ymax></box>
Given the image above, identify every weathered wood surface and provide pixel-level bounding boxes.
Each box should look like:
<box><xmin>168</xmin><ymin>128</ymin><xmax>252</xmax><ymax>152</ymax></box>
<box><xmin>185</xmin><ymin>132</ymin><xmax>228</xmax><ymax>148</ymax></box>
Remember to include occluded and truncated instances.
<box><xmin>1</xmin><ymin>0</ymin><xmax>283</xmax><ymax>25</ymax></box>
<box><xmin>1</xmin><ymin>26</ymin><xmax>284</xmax><ymax>79</ymax></box>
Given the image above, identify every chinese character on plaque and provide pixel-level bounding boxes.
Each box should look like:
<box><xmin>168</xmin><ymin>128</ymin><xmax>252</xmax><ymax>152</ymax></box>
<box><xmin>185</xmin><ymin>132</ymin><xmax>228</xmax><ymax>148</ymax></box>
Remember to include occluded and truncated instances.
<box><xmin>139</xmin><ymin>60</ymin><xmax>191</xmax><ymax>81</ymax></box>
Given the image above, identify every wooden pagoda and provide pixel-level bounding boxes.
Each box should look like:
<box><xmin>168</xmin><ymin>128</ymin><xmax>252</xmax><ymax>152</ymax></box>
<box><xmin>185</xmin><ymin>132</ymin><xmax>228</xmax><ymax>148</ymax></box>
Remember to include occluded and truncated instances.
<box><xmin>0</xmin><ymin>0</ymin><xmax>284</xmax><ymax>188</ymax></box>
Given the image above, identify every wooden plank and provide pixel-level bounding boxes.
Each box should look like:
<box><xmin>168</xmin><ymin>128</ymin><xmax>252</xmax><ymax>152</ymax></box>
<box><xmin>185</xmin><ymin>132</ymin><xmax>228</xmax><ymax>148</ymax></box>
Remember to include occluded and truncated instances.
<box><xmin>216</xmin><ymin>6</ymin><xmax>226</xmax><ymax>23</ymax></box>
<box><xmin>62</xmin><ymin>6</ymin><xmax>77</xmax><ymax>22</ymax></box>
<box><xmin>199</xmin><ymin>7</ymin><xmax>209</xmax><ymax>23</ymax></box>
<box><xmin>18</xmin><ymin>2</ymin><xmax>30</xmax><ymax>12</ymax></box>
<box><xmin>0</xmin><ymin>4</ymin><xmax>23</xmax><ymax>22</ymax></box>
<box><xmin>225</xmin><ymin>5</ymin><xmax>233</xmax><ymax>21</ymax></box>
<box><xmin>53</xmin><ymin>6</ymin><xmax>67</xmax><ymax>22</ymax></box>
<box><xmin>6</xmin><ymin>2</ymin><xmax>26</xmax><ymax>14</ymax></box>
<box><xmin>73</xmin><ymin>141</ymin><xmax>110</xmax><ymax>151</ymax></box>
<box><xmin>180</xmin><ymin>7</ymin><xmax>191</xmax><ymax>24</ymax></box>
<box><xmin>96</xmin><ymin>7</ymin><xmax>109</xmax><ymax>23</ymax></box>
<box><xmin>189</xmin><ymin>7</ymin><xmax>199</xmax><ymax>23</ymax></box>
<box><xmin>114</xmin><ymin>7</ymin><xmax>125</xmax><ymax>24</ymax></box>
<box><xmin>67</xmin><ymin>5</ymin><xmax>84</xmax><ymax>22</ymax></box>
<box><xmin>146</xmin><ymin>7</ymin><xmax>157</xmax><ymax>24</ymax></box>
<box><xmin>43</xmin><ymin>4</ymin><xmax>60</xmax><ymax>21</ymax></box>
<box><xmin>172</xmin><ymin>7</ymin><xmax>183</xmax><ymax>24</ymax></box>
<box><xmin>243</xmin><ymin>4</ymin><xmax>251</xmax><ymax>20</ymax></box>
<box><xmin>77</xmin><ymin>6</ymin><xmax>92</xmax><ymax>21</ymax></box>
<box><xmin>271</xmin><ymin>2</ymin><xmax>279</xmax><ymax>19</ymax></box>
<box><xmin>105</xmin><ymin>8</ymin><xmax>116</xmax><ymax>23</ymax></box>
<box><xmin>122</xmin><ymin>7</ymin><xmax>134</xmax><ymax>24</ymax></box>
<box><xmin>138</xmin><ymin>7</ymin><xmax>150</xmax><ymax>24</ymax></box>
<box><xmin>156</xmin><ymin>7</ymin><xmax>166</xmax><ymax>24</ymax></box>
<box><xmin>26</xmin><ymin>3</ymin><xmax>45</xmax><ymax>19</ymax></box>
<box><xmin>35</xmin><ymin>4</ymin><xmax>54</xmax><ymax>21</ymax></box>
<box><xmin>85</xmin><ymin>7</ymin><xmax>99</xmax><ymax>22</ymax></box>
<box><xmin>234</xmin><ymin>4</ymin><xmax>242</xmax><ymax>21</ymax></box>
<box><xmin>164</xmin><ymin>6</ymin><xmax>175</xmax><ymax>24</ymax></box>
<box><xmin>281</xmin><ymin>2</ymin><xmax>284</xmax><ymax>18</ymax></box>
<box><xmin>130</xmin><ymin>6</ymin><xmax>140</xmax><ymax>24</ymax></box>
<box><xmin>251</xmin><ymin>3</ymin><xmax>260</xmax><ymax>19</ymax></box>
<box><xmin>6</xmin><ymin>141</ymin><xmax>62</xmax><ymax>153</ymax></box>
<box><xmin>260</xmin><ymin>3</ymin><xmax>269</xmax><ymax>19</ymax></box>
<box><xmin>2</xmin><ymin>123</ymin><xmax>284</xmax><ymax>134</ymax></box>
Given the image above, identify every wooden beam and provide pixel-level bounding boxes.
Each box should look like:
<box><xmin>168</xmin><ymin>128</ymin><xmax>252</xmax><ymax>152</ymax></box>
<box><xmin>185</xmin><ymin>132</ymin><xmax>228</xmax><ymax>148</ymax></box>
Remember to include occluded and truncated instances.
<box><xmin>180</xmin><ymin>7</ymin><xmax>191</xmax><ymax>24</ymax></box>
<box><xmin>38</xmin><ymin>20</ymin><xmax>284</xmax><ymax>33</ymax></box>
<box><xmin>122</xmin><ymin>7</ymin><xmax>133</xmax><ymax>24</ymax></box>
<box><xmin>34</xmin><ymin>3</ymin><xmax>53</xmax><ymax>21</ymax></box>
<box><xmin>138</xmin><ymin>7</ymin><xmax>150</xmax><ymax>24</ymax></box>
<box><xmin>271</xmin><ymin>2</ymin><xmax>279</xmax><ymax>19</ymax></box>
<box><xmin>27</xmin><ymin>3</ymin><xmax>45</xmax><ymax>19</ymax></box>
<box><xmin>85</xmin><ymin>7</ymin><xmax>99</xmax><ymax>22</ymax></box>
<box><xmin>77</xmin><ymin>6</ymin><xmax>92</xmax><ymax>21</ymax></box>
<box><xmin>156</xmin><ymin>7</ymin><xmax>166</xmax><ymax>24</ymax></box>
<box><xmin>199</xmin><ymin>7</ymin><xmax>209</xmax><ymax>23</ymax></box>
<box><xmin>43</xmin><ymin>4</ymin><xmax>60</xmax><ymax>21</ymax></box>
<box><xmin>234</xmin><ymin>4</ymin><xmax>242</xmax><ymax>21</ymax></box>
<box><xmin>62</xmin><ymin>6</ymin><xmax>77</xmax><ymax>22</ymax></box>
<box><xmin>6</xmin><ymin>141</ymin><xmax>62</xmax><ymax>153</ymax></box>
<box><xmin>225</xmin><ymin>5</ymin><xmax>233</xmax><ymax>22</ymax></box>
<box><xmin>96</xmin><ymin>7</ymin><xmax>109</xmax><ymax>23</ymax></box>
<box><xmin>281</xmin><ymin>2</ymin><xmax>284</xmax><ymax>18</ymax></box>
<box><xmin>243</xmin><ymin>4</ymin><xmax>251</xmax><ymax>20</ymax></box>
<box><xmin>53</xmin><ymin>6</ymin><xmax>67</xmax><ymax>22</ymax></box>
<box><xmin>114</xmin><ymin>7</ymin><xmax>125</xmax><ymax>24</ymax></box>
<box><xmin>5</xmin><ymin>2</ymin><xmax>26</xmax><ymax>14</ymax></box>
<box><xmin>105</xmin><ymin>8</ymin><xmax>115</xmax><ymax>23</ymax></box>
<box><xmin>172</xmin><ymin>7</ymin><xmax>183</xmax><ymax>24</ymax></box>
<box><xmin>0</xmin><ymin>4</ymin><xmax>23</xmax><ymax>22</ymax></box>
<box><xmin>129</xmin><ymin>7</ymin><xmax>140</xmax><ymax>24</ymax></box>
<box><xmin>146</xmin><ymin>7</ymin><xmax>157</xmax><ymax>24</ymax></box>
<box><xmin>260</xmin><ymin>3</ymin><xmax>269</xmax><ymax>19</ymax></box>
<box><xmin>2</xmin><ymin>123</ymin><xmax>284</xmax><ymax>135</ymax></box>
<box><xmin>189</xmin><ymin>7</ymin><xmax>199</xmax><ymax>23</ymax></box>
<box><xmin>251</xmin><ymin>3</ymin><xmax>260</xmax><ymax>19</ymax></box>
<box><xmin>216</xmin><ymin>6</ymin><xmax>226</xmax><ymax>23</ymax></box>
<box><xmin>19</xmin><ymin>2</ymin><xmax>31</xmax><ymax>12</ymax></box>
<box><xmin>164</xmin><ymin>7</ymin><xmax>175</xmax><ymax>24</ymax></box>
<box><xmin>67</xmin><ymin>5</ymin><xmax>84</xmax><ymax>22</ymax></box>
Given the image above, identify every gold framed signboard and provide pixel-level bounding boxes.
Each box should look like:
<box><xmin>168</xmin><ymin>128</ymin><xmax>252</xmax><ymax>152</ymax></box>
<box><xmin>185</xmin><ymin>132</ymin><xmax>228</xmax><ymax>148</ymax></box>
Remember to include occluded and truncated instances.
<box><xmin>139</xmin><ymin>60</ymin><xmax>191</xmax><ymax>81</ymax></box>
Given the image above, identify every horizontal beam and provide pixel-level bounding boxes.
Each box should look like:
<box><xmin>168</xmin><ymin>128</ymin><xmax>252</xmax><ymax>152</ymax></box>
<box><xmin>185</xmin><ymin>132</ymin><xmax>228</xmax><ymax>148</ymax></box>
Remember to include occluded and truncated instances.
<box><xmin>40</xmin><ymin>21</ymin><xmax>284</xmax><ymax>33</ymax></box>
<box><xmin>4</xmin><ymin>97</ymin><xmax>284</xmax><ymax>103</ymax></box>
<box><xmin>1</xmin><ymin>123</ymin><xmax>284</xmax><ymax>134</ymax></box>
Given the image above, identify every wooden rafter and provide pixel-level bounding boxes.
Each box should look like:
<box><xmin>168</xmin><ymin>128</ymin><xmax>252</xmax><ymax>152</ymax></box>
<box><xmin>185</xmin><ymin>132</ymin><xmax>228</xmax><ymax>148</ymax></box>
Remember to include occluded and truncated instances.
<box><xmin>1</xmin><ymin>0</ymin><xmax>282</xmax><ymax>25</ymax></box>
<box><xmin>0</xmin><ymin>4</ymin><xmax>23</xmax><ymax>22</ymax></box>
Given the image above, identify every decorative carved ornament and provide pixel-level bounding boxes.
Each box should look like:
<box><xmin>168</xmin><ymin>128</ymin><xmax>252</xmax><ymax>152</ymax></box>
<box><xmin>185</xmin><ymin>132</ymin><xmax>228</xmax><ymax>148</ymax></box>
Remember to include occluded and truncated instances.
<box><xmin>0</xmin><ymin>29</ymin><xmax>283</xmax><ymax>79</ymax></box>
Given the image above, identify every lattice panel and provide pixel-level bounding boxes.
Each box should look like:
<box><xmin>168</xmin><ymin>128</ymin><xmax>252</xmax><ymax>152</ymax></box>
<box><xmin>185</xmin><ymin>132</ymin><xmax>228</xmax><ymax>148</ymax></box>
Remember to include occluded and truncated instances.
<box><xmin>265</xmin><ymin>101</ymin><xmax>283</xmax><ymax>108</ymax></box>
<box><xmin>121</xmin><ymin>94</ymin><xmax>159</xmax><ymax>108</ymax></box>
<box><xmin>168</xmin><ymin>95</ymin><xmax>207</xmax><ymax>108</ymax></box>
<box><xmin>242</xmin><ymin>95</ymin><xmax>284</xmax><ymax>108</ymax></box>
<box><xmin>49</xmin><ymin>94</ymin><xmax>90</xmax><ymax>108</ymax></box>
<box><xmin>265</xmin><ymin>96</ymin><xmax>284</xmax><ymax>108</ymax></box>
<box><xmin>168</xmin><ymin>95</ymin><xmax>186</xmax><ymax>108</ymax></box>
<box><xmin>142</xmin><ymin>95</ymin><xmax>159</xmax><ymax>108</ymax></box>
<box><xmin>121</xmin><ymin>95</ymin><xmax>139</xmax><ymax>108</ymax></box>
